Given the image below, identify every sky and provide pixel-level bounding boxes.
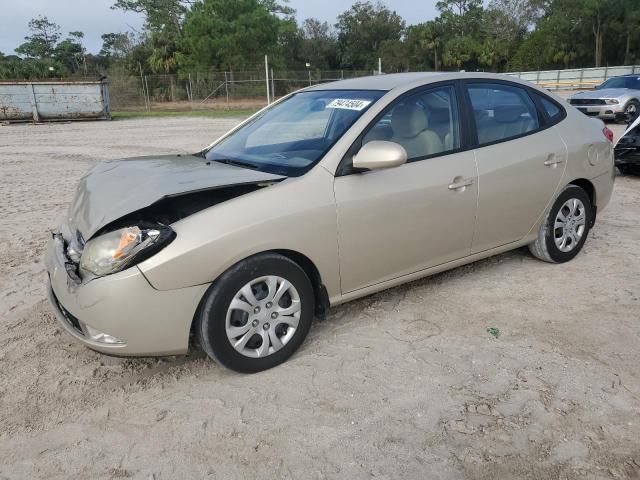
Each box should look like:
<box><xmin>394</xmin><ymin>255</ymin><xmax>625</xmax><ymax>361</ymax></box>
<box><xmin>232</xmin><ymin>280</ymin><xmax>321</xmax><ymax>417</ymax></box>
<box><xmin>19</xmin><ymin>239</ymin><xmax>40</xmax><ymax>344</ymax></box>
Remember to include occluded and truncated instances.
<box><xmin>0</xmin><ymin>0</ymin><xmax>440</xmax><ymax>55</ymax></box>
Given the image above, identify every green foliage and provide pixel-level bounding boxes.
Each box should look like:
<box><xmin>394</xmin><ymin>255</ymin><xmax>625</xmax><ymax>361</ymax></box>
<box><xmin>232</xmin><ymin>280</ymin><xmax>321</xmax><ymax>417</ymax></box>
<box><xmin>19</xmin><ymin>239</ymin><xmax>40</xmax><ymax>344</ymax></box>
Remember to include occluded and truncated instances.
<box><xmin>178</xmin><ymin>0</ymin><xmax>289</xmax><ymax>71</ymax></box>
<box><xmin>55</xmin><ymin>32</ymin><xmax>87</xmax><ymax>75</ymax></box>
<box><xmin>15</xmin><ymin>16</ymin><xmax>61</xmax><ymax>59</ymax></box>
<box><xmin>300</xmin><ymin>19</ymin><xmax>339</xmax><ymax>70</ymax></box>
<box><xmin>335</xmin><ymin>1</ymin><xmax>405</xmax><ymax>69</ymax></box>
<box><xmin>2</xmin><ymin>0</ymin><xmax>640</xmax><ymax>81</ymax></box>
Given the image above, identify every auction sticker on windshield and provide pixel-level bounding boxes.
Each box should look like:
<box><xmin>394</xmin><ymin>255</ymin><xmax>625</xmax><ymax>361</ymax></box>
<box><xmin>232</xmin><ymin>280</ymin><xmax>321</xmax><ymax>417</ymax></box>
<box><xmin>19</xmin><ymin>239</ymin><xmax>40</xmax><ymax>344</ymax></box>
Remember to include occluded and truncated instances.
<box><xmin>326</xmin><ymin>99</ymin><xmax>372</xmax><ymax>111</ymax></box>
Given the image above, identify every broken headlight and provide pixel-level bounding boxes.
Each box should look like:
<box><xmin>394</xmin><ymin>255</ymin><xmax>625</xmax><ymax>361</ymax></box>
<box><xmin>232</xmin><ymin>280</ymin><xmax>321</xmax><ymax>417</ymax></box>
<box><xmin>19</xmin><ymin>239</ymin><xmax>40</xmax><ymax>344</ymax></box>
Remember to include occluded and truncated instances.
<box><xmin>80</xmin><ymin>225</ymin><xmax>175</xmax><ymax>277</ymax></box>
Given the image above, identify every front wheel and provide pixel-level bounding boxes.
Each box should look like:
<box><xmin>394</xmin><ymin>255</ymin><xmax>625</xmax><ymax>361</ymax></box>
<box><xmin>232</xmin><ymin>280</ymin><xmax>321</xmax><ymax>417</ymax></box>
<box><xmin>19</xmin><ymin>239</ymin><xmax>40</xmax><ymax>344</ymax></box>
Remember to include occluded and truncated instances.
<box><xmin>529</xmin><ymin>185</ymin><xmax>593</xmax><ymax>263</ymax></box>
<box><xmin>195</xmin><ymin>253</ymin><xmax>315</xmax><ymax>373</ymax></box>
<box><xmin>622</xmin><ymin>100</ymin><xmax>640</xmax><ymax>123</ymax></box>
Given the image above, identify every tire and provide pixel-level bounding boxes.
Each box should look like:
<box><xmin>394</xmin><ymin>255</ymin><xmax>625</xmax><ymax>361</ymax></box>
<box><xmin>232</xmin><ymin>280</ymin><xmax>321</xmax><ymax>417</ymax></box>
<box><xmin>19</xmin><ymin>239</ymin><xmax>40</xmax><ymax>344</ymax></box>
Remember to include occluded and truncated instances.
<box><xmin>195</xmin><ymin>253</ymin><xmax>315</xmax><ymax>373</ymax></box>
<box><xmin>529</xmin><ymin>185</ymin><xmax>593</xmax><ymax>263</ymax></box>
<box><xmin>622</xmin><ymin>100</ymin><xmax>640</xmax><ymax>123</ymax></box>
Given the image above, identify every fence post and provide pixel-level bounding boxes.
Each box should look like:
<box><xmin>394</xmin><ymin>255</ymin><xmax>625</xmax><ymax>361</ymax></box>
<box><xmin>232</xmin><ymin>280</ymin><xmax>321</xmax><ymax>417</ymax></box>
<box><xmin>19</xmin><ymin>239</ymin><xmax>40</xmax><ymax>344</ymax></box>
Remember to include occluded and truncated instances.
<box><xmin>536</xmin><ymin>70</ymin><xmax>540</xmax><ymax>85</ymax></box>
<box><xmin>144</xmin><ymin>75</ymin><xmax>150</xmax><ymax>112</ymax></box>
<box><xmin>604</xmin><ymin>65</ymin><xmax>609</xmax><ymax>80</ymax></box>
<box><xmin>270</xmin><ymin>68</ymin><xmax>275</xmax><ymax>101</ymax></box>
<box><xmin>264</xmin><ymin>55</ymin><xmax>270</xmax><ymax>104</ymax></box>
<box><xmin>224</xmin><ymin>71</ymin><xmax>229</xmax><ymax>109</ymax></box>
<box><xmin>579</xmin><ymin>68</ymin><xmax>584</xmax><ymax>89</ymax></box>
<box><xmin>138</xmin><ymin>63</ymin><xmax>149</xmax><ymax>112</ymax></box>
<box><xmin>188</xmin><ymin>73</ymin><xmax>193</xmax><ymax>104</ymax></box>
<box><xmin>556</xmin><ymin>69</ymin><xmax>560</xmax><ymax>90</ymax></box>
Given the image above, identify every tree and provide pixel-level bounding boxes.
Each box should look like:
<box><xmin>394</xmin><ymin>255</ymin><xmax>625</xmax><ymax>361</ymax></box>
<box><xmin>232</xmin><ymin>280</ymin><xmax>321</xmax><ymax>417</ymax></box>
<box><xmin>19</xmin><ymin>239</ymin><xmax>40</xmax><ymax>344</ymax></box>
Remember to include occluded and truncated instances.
<box><xmin>619</xmin><ymin>0</ymin><xmax>640</xmax><ymax>64</ymax></box>
<box><xmin>112</xmin><ymin>0</ymin><xmax>194</xmax><ymax>73</ymax></box>
<box><xmin>481</xmin><ymin>0</ymin><xmax>542</xmax><ymax>70</ymax></box>
<box><xmin>436</xmin><ymin>0</ymin><xmax>482</xmax><ymax>16</ymax></box>
<box><xmin>100</xmin><ymin>33</ymin><xmax>136</xmax><ymax>58</ymax></box>
<box><xmin>585</xmin><ymin>0</ymin><xmax>615</xmax><ymax>67</ymax></box>
<box><xmin>405</xmin><ymin>20</ymin><xmax>446</xmax><ymax>71</ymax></box>
<box><xmin>300</xmin><ymin>19</ymin><xmax>339</xmax><ymax>70</ymax></box>
<box><xmin>179</xmin><ymin>0</ymin><xmax>288</xmax><ymax>71</ymax></box>
<box><xmin>335</xmin><ymin>1</ymin><xmax>405</xmax><ymax>70</ymax></box>
<box><xmin>55</xmin><ymin>31</ymin><xmax>87</xmax><ymax>75</ymax></box>
<box><xmin>112</xmin><ymin>0</ymin><xmax>193</xmax><ymax>35</ymax></box>
<box><xmin>15</xmin><ymin>16</ymin><xmax>61</xmax><ymax>59</ymax></box>
<box><xmin>436</xmin><ymin>0</ymin><xmax>483</xmax><ymax>37</ymax></box>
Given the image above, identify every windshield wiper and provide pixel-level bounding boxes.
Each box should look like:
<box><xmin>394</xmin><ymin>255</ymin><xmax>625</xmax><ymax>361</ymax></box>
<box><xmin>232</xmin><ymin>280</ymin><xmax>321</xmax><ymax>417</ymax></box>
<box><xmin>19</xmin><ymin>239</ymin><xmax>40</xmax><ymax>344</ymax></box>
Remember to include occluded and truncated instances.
<box><xmin>212</xmin><ymin>158</ymin><xmax>260</xmax><ymax>170</ymax></box>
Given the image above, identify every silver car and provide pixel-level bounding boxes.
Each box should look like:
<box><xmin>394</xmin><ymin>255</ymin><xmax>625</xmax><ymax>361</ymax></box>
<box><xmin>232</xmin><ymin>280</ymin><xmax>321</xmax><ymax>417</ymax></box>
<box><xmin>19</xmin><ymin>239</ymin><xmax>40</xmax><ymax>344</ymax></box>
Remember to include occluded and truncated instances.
<box><xmin>45</xmin><ymin>72</ymin><xmax>615</xmax><ymax>373</ymax></box>
<box><xmin>569</xmin><ymin>74</ymin><xmax>640</xmax><ymax>120</ymax></box>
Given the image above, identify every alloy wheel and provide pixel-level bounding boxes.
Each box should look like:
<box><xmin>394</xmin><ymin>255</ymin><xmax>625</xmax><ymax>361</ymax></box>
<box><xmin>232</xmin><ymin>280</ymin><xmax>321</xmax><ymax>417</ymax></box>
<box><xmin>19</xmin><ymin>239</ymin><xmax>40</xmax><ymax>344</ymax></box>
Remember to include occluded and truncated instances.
<box><xmin>553</xmin><ymin>198</ymin><xmax>586</xmax><ymax>252</ymax></box>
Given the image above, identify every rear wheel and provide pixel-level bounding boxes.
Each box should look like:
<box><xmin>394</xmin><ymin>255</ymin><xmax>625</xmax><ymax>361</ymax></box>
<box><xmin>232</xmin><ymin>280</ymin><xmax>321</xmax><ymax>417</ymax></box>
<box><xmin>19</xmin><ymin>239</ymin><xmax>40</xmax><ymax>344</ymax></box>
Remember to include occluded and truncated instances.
<box><xmin>529</xmin><ymin>185</ymin><xmax>592</xmax><ymax>263</ymax></box>
<box><xmin>196</xmin><ymin>253</ymin><xmax>314</xmax><ymax>373</ymax></box>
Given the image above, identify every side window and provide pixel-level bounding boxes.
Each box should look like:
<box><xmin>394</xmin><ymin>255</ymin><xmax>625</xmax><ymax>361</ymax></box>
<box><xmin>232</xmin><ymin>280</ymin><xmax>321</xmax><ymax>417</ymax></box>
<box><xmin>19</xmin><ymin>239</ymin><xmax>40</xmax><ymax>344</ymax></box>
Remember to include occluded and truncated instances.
<box><xmin>362</xmin><ymin>85</ymin><xmax>460</xmax><ymax>161</ymax></box>
<box><xmin>532</xmin><ymin>92</ymin><xmax>564</xmax><ymax>124</ymax></box>
<box><xmin>467</xmin><ymin>83</ymin><xmax>540</xmax><ymax>146</ymax></box>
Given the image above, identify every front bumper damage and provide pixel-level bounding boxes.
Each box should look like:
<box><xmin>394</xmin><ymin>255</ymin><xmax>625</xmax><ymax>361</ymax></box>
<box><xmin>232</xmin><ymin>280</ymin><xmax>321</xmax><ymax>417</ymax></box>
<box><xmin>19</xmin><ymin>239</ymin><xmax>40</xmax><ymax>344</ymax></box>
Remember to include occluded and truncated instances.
<box><xmin>45</xmin><ymin>228</ymin><xmax>208</xmax><ymax>356</ymax></box>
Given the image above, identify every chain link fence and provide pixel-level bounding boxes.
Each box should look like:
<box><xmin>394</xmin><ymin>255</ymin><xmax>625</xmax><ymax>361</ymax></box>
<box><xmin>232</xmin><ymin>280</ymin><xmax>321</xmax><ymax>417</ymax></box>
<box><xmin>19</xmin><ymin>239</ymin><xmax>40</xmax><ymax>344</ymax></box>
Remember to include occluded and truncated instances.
<box><xmin>109</xmin><ymin>70</ymin><xmax>377</xmax><ymax>112</ymax></box>
<box><xmin>107</xmin><ymin>64</ymin><xmax>640</xmax><ymax>112</ymax></box>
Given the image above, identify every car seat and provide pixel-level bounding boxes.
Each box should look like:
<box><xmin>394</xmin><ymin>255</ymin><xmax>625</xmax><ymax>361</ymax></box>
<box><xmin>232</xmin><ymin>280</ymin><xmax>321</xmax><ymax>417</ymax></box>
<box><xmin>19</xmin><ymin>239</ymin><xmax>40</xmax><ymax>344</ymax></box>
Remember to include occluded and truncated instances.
<box><xmin>389</xmin><ymin>103</ymin><xmax>444</xmax><ymax>158</ymax></box>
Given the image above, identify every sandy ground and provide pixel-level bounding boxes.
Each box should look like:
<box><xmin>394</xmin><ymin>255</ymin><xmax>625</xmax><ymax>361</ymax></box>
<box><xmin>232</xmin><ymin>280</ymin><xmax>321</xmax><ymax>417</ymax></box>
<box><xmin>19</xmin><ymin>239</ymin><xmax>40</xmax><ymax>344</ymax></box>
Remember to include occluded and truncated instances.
<box><xmin>0</xmin><ymin>117</ymin><xmax>639</xmax><ymax>480</ymax></box>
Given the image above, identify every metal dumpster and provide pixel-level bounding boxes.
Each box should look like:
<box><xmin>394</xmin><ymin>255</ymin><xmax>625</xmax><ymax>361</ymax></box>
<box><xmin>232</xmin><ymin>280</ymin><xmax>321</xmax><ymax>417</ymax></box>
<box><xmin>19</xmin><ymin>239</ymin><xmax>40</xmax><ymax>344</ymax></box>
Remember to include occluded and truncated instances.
<box><xmin>0</xmin><ymin>79</ymin><xmax>110</xmax><ymax>122</ymax></box>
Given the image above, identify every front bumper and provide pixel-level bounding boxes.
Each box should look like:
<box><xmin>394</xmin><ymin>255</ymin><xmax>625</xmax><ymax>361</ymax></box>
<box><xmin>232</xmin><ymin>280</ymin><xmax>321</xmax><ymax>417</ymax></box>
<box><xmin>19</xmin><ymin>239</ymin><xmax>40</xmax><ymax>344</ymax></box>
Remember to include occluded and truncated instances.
<box><xmin>45</xmin><ymin>231</ymin><xmax>209</xmax><ymax>356</ymax></box>
<box><xmin>571</xmin><ymin>103</ymin><xmax>624</xmax><ymax>119</ymax></box>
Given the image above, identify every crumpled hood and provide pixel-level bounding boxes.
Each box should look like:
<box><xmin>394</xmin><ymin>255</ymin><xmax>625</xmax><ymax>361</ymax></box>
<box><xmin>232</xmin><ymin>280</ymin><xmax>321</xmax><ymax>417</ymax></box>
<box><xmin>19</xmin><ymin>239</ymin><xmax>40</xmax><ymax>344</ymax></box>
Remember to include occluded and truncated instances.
<box><xmin>572</xmin><ymin>88</ymin><xmax>631</xmax><ymax>99</ymax></box>
<box><xmin>68</xmin><ymin>155</ymin><xmax>284</xmax><ymax>239</ymax></box>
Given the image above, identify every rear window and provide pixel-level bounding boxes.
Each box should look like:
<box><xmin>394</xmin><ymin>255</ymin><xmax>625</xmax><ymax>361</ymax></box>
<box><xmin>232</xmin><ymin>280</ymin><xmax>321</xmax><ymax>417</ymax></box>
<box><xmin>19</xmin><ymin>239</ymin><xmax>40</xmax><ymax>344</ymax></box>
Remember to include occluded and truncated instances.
<box><xmin>531</xmin><ymin>92</ymin><xmax>564</xmax><ymax>124</ymax></box>
<box><xmin>467</xmin><ymin>83</ymin><xmax>540</xmax><ymax>146</ymax></box>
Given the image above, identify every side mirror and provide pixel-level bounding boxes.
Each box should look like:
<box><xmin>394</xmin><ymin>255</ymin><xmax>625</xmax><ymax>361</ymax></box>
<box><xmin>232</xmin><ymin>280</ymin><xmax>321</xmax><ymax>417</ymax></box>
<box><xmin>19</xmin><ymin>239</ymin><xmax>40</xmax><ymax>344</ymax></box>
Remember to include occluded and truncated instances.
<box><xmin>352</xmin><ymin>141</ymin><xmax>407</xmax><ymax>170</ymax></box>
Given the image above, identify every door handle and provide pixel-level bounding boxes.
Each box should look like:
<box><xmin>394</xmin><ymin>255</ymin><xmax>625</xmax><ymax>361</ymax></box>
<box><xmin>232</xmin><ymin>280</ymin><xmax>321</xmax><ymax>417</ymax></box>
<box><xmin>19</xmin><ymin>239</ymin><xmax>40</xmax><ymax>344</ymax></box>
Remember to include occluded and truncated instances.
<box><xmin>544</xmin><ymin>155</ymin><xmax>565</xmax><ymax>167</ymax></box>
<box><xmin>448</xmin><ymin>177</ymin><xmax>474</xmax><ymax>190</ymax></box>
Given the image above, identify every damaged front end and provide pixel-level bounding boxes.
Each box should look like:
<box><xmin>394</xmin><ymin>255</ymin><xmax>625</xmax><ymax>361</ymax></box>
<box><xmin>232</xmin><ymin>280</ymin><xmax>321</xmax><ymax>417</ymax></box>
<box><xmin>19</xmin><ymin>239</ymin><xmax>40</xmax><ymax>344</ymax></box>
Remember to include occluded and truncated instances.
<box><xmin>615</xmin><ymin>113</ymin><xmax>640</xmax><ymax>175</ymax></box>
<box><xmin>58</xmin><ymin>154</ymin><xmax>285</xmax><ymax>283</ymax></box>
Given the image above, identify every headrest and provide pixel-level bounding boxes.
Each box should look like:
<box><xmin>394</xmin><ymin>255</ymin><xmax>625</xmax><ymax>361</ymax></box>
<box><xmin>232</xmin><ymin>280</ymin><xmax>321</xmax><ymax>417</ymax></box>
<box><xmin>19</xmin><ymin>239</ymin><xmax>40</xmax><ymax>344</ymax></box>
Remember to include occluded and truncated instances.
<box><xmin>430</xmin><ymin>108</ymin><xmax>450</xmax><ymax>124</ymax></box>
<box><xmin>391</xmin><ymin>103</ymin><xmax>429</xmax><ymax>138</ymax></box>
<box><xmin>494</xmin><ymin>105</ymin><xmax>527</xmax><ymax>123</ymax></box>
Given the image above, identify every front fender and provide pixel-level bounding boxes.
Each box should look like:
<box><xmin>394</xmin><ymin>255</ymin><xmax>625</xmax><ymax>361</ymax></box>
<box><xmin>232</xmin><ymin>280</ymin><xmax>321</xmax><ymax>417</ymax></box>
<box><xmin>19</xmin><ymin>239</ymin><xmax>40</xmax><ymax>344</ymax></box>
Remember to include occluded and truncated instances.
<box><xmin>137</xmin><ymin>167</ymin><xmax>342</xmax><ymax>301</ymax></box>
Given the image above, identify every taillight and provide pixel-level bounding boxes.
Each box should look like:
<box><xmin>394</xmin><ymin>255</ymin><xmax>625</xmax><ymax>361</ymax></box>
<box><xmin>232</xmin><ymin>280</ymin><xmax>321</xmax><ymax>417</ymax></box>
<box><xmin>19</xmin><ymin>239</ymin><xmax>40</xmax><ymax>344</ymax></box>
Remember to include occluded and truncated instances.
<box><xmin>603</xmin><ymin>126</ymin><xmax>614</xmax><ymax>143</ymax></box>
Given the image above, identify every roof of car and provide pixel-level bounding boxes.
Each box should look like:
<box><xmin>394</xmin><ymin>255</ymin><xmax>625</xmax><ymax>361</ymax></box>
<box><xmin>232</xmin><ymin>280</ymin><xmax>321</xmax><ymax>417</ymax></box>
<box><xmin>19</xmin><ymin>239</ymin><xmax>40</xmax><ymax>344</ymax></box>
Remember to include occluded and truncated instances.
<box><xmin>306</xmin><ymin>71</ymin><xmax>522</xmax><ymax>92</ymax></box>
<box><xmin>306</xmin><ymin>72</ymin><xmax>445</xmax><ymax>91</ymax></box>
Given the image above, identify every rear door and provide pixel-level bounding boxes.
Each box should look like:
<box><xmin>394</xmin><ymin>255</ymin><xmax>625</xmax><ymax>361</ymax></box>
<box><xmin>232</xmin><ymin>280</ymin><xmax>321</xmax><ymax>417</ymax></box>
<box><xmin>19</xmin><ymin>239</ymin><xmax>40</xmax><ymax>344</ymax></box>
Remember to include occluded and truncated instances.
<box><xmin>463</xmin><ymin>81</ymin><xmax>567</xmax><ymax>253</ymax></box>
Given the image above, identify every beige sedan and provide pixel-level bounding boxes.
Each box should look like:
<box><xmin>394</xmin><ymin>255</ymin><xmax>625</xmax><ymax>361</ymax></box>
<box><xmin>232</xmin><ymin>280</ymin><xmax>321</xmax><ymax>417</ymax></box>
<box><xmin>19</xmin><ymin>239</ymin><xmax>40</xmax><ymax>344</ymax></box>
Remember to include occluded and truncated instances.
<box><xmin>45</xmin><ymin>72</ymin><xmax>615</xmax><ymax>372</ymax></box>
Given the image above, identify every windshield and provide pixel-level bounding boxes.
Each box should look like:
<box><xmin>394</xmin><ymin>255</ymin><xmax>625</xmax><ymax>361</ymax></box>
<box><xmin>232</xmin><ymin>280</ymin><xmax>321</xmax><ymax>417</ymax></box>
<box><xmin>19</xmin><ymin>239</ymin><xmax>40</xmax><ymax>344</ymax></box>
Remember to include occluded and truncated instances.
<box><xmin>598</xmin><ymin>76</ymin><xmax>640</xmax><ymax>90</ymax></box>
<box><xmin>205</xmin><ymin>89</ymin><xmax>384</xmax><ymax>176</ymax></box>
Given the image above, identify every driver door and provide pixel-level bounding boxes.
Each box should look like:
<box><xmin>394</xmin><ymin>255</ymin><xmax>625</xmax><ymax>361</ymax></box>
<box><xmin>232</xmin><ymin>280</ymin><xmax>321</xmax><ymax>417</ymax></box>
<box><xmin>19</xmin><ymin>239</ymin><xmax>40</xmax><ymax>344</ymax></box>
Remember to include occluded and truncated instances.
<box><xmin>333</xmin><ymin>84</ymin><xmax>478</xmax><ymax>293</ymax></box>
